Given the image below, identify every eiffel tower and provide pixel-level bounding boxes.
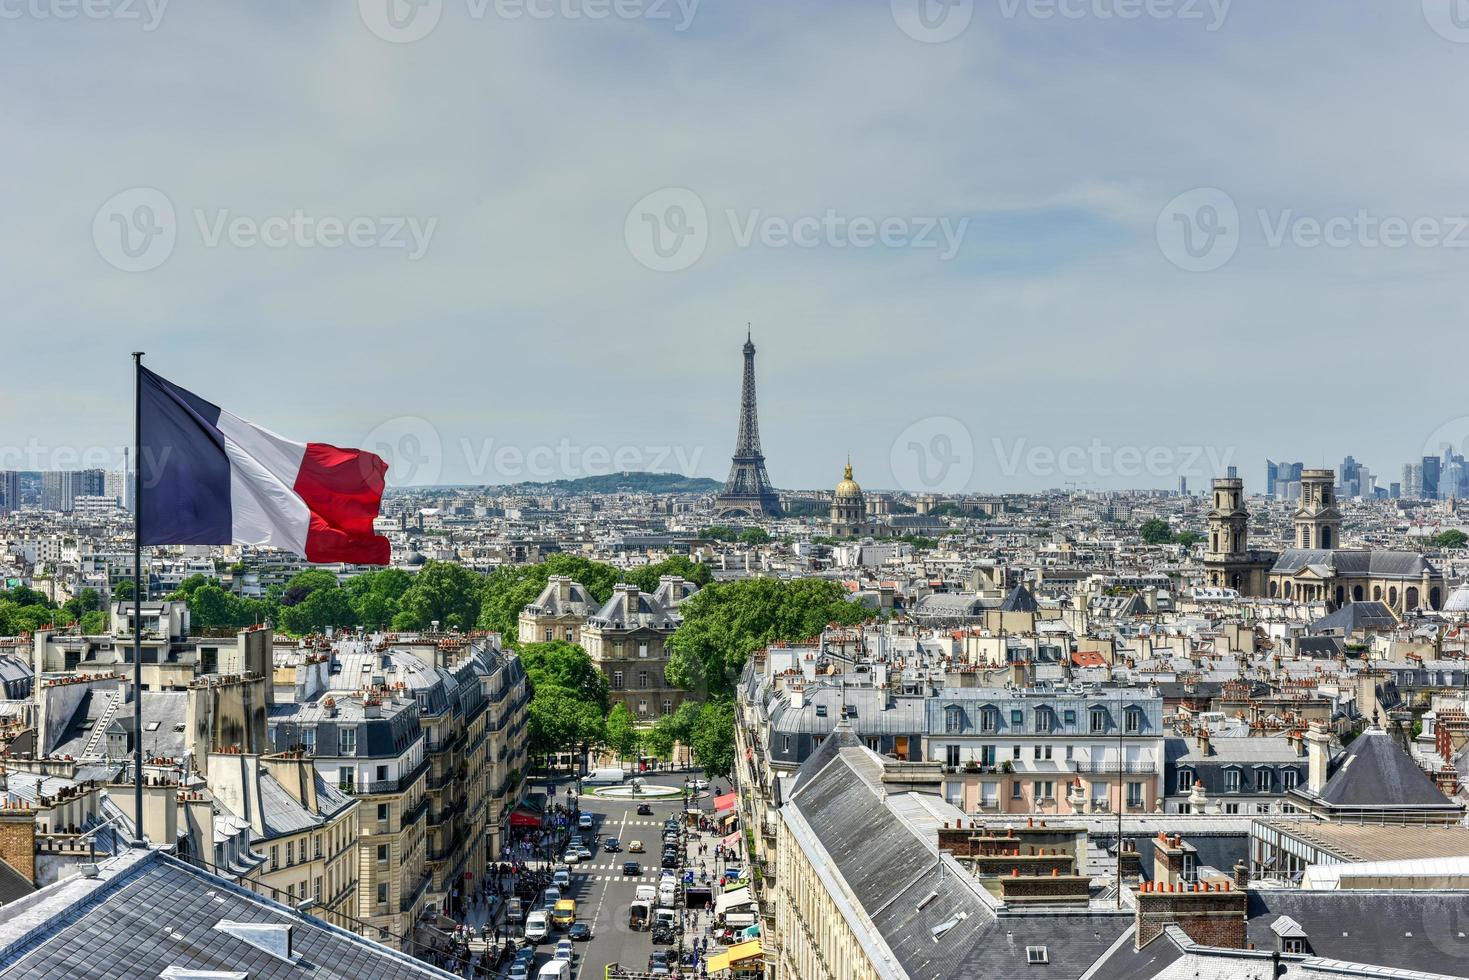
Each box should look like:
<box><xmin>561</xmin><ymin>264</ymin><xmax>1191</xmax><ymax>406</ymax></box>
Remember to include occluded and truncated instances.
<box><xmin>713</xmin><ymin>328</ymin><xmax>782</xmax><ymax>518</ymax></box>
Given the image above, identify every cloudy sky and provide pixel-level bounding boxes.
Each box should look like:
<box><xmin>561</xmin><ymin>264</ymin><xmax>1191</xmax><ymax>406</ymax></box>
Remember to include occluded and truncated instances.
<box><xmin>5</xmin><ymin>0</ymin><xmax>1468</xmax><ymax>494</ymax></box>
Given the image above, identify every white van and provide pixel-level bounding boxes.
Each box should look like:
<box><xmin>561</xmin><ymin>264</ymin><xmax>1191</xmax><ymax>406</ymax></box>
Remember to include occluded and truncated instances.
<box><xmin>537</xmin><ymin>960</ymin><xmax>571</xmax><ymax>980</ymax></box>
<box><xmin>635</xmin><ymin>884</ymin><xmax>656</xmax><ymax>903</ymax></box>
<box><xmin>657</xmin><ymin>880</ymin><xmax>678</xmax><ymax>907</ymax></box>
<box><xmin>524</xmin><ymin>910</ymin><xmax>550</xmax><ymax>943</ymax></box>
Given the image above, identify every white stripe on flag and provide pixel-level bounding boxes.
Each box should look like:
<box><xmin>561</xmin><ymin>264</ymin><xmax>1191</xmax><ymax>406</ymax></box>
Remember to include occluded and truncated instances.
<box><xmin>216</xmin><ymin>409</ymin><xmax>311</xmax><ymax>557</ymax></box>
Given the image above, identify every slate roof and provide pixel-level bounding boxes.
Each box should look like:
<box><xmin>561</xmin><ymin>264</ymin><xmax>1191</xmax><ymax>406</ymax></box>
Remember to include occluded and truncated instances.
<box><xmin>1308</xmin><ymin>601</ymin><xmax>1397</xmax><ymax>635</ymax></box>
<box><xmin>1245</xmin><ymin>890</ymin><xmax>1469</xmax><ymax>977</ymax></box>
<box><xmin>0</xmin><ymin>848</ymin><xmax>456</xmax><ymax>978</ymax></box>
<box><xmin>998</xmin><ymin>584</ymin><xmax>1039</xmax><ymax>613</ymax></box>
<box><xmin>1270</xmin><ymin>548</ymin><xmax>1437</xmax><ymax>579</ymax></box>
<box><xmin>1312</xmin><ymin>729</ymin><xmax>1456</xmax><ymax>809</ymax></box>
<box><xmin>522</xmin><ymin>577</ymin><xmax>600</xmax><ymax>618</ymax></box>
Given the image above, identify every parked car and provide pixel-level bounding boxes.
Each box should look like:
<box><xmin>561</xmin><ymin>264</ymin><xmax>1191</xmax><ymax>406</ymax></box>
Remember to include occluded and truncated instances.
<box><xmin>693</xmin><ymin>778</ymin><xmax>709</xmax><ymax>791</ymax></box>
<box><xmin>604</xmin><ymin>837</ymin><xmax>621</xmax><ymax>852</ymax></box>
<box><xmin>637</xmin><ymin>803</ymin><xmax>653</xmax><ymax>815</ymax></box>
<box><xmin>628</xmin><ymin>840</ymin><xmax>645</xmax><ymax>853</ymax></box>
<box><xmin>568</xmin><ymin>922</ymin><xmax>592</xmax><ymax>941</ymax></box>
<box><xmin>661</xmin><ymin>853</ymin><xmax>680</xmax><ymax>868</ymax></box>
<box><xmin>649</xmin><ymin>951</ymin><xmax>673</xmax><ymax>974</ymax></box>
<box><xmin>622</xmin><ymin>861</ymin><xmax>642</xmax><ymax>876</ymax></box>
<box><xmin>524</xmin><ymin>911</ymin><xmax>550</xmax><ymax>943</ymax></box>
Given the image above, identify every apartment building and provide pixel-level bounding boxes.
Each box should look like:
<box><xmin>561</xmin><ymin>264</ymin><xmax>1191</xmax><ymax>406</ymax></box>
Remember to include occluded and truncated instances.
<box><xmin>581</xmin><ymin>581</ymin><xmax>692</xmax><ymax>720</ymax></box>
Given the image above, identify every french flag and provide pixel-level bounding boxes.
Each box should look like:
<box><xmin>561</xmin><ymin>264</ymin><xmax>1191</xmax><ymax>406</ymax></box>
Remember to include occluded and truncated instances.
<box><xmin>138</xmin><ymin>367</ymin><xmax>392</xmax><ymax>564</ymax></box>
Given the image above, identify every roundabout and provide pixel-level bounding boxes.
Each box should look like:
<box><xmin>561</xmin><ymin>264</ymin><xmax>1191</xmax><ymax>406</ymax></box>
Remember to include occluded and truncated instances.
<box><xmin>587</xmin><ymin>782</ymin><xmax>684</xmax><ymax>800</ymax></box>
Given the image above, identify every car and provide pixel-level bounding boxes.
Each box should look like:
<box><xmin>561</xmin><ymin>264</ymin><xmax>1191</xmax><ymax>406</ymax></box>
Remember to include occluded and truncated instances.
<box><xmin>567</xmin><ymin>835</ymin><xmax>584</xmax><ymax>848</ymax></box>
<box><xmin>552</xmin><ymin>869</ymin><xmax>571</xmax><ymax>889</ymax></box>
<box><xmin>542</xmin><ymin>886</ymin><xmax>562</xmax><ymax>909</ymax></box>
<box><xmin>661</xmin><ymin>853</ymin><xmax>680</xmax><ymax>868</ymax></box>
<box><xmin>637</xmin><ymin>803</ymin><xmax>653</xmax><ymax>815</ymax></box>
<box><xmin>628</xmin><ymin>840</ymin><xmax>645</xmax><ymax>853</ymax></box>
<box><xmin>568</xmin><ymin>922</ymin><xmax>592</xmax><ymax>941</ymax></box>
<box><xmin>662</xmin><ymin>833</ymin><xmax>679</xmax><ymax>846</ymax></box>
<box><xmin>693</xmin><ymin>778</ymin><xmax>709</xmax><ymax>791</ymax></box>
<box><xmin>524</xmin><ymin>910</ymin><xmax>550</xmax><ymax>943</ymax></box>
<box><xmin>622</xmin><ymin>861</ymin><xmax>642</xmax><ymax>875</ymax></box>
<box><xmin>554</xmin><ymin>938</ymin><xmax>574</xmax><ymax>961</ymax></box>
<box><xmin>577</xmin><ymin>813</ymin><xmax>594</xmax><ymax>830</ymax></box>
<box><xmin>575</xmin><ymin>845</ymin><xmax>592</xmax><ymax>860</ymax></box>
<box><xmin>649</xmin><ymin>951</ymin><xmax>673</xmax><ymax>973</ymax></box>
<box><xmin>508</xmin><ymin>962</ymin><xmax>532</xmax><ymax>980</ymax></box>
<box><xmin>604</xmin><ymin>837</ymin><xmax>621</xmax><ymax>852</ymax></box>
<box><xmin>561</xmin><ymin>850</ymin><xmax>580</xmax><ymax>864</ymax></box>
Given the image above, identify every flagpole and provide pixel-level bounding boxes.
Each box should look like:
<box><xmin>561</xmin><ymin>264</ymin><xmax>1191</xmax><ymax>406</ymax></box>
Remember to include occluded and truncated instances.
<box><xmin>131</xmin><ymin>352</ymin><xmax>145</xmax><ymax>848</ymax></box>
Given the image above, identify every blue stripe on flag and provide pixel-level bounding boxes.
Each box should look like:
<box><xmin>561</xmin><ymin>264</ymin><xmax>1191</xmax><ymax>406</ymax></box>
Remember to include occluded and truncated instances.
<box><xmin>138</xmin><ymin>367</ymin><xmax>232</xmax><ymax>545</ymax></box>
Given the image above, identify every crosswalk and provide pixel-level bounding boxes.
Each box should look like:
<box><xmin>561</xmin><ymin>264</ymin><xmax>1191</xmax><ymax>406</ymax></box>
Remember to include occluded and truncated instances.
<box><xmin>568</xmin><ymin>863</ymin><xmax>674</xmax><ymax>884</ymax></box>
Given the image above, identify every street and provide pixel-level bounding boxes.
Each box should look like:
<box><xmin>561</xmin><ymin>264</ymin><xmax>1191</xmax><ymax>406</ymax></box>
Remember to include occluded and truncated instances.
<box><xmin>502</xmin><ymin>768</ymin><xmax>726</xmax><ymax>980</ymax></box>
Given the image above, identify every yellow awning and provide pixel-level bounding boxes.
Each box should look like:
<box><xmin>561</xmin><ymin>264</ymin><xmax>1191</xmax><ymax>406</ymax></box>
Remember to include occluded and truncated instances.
<box><xmin>709</xmin><ymin>939</ymin><xmax>763</xmax><ymax>972</ymax></box>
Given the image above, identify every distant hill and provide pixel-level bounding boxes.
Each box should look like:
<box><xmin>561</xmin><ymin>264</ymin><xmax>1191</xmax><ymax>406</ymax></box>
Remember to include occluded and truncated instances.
<box><xmin>527</xmin><ymin>472</ymin><xmax>722</xmax><ymax>495</ymax></box>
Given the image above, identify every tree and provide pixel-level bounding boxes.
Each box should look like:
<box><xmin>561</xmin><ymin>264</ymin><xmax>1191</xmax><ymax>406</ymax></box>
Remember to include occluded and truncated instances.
<box><xmin>279</xmin><ymin>586</ymin><xmax>357</xmax><ymax>635</ymax></box>
<box><xmin>666</xmin><ymin>577</ymin><xmax>872</xmax><ymax>698</ymax></box>
<box><xmin>113</xmin><ymin>579</ymin><xmax>135</xmax><ymax>602</ymax></box>
<box><xmin>661</xmin><ymin>701</ymin><xmax>702</xmax><ymax>767</ymax></box>
<box><xmin>1435</xmin><ymin>529</ymin><xmax>1468</xmax><ymax>549</ymax></box>
<box><xmin>690</xmin><ymin>700</ymin><xmax>736</xmax><ymax>779</ymax></box>
<box><xmin>605</xmin><ymin>703</ymin><xmax>640</xmax><ymax>762</ymax></box>
<box><xmin>624</xmin><ymin>555</ymin><xmax>713</xmax><ymax>592</ymax></box>
<box><xmin>345</xmin><ymin>567</ymin><xmax>413</xmax><ymax>628</ymax></box>
<box><xmin>394</xmin><ymin>561</ymin><xmax>485</xmax><ymax>631</ymax></box>
<box><xmin>1138</xmin><ymin>519</ymin><xmax>1173</xmax><ymax>545</ymax></box>
<box><xmin>518</xmin><ymin>641</ymin><xmax>608</xmax><ymax>713</ymax></box>
<box><xmin>737</xmin><ymin>527</ymin><xmax>771</xmax><ymax>545</ymax></box>
<box><xmin>527</xmin><ymin>684</ymin><xmax>605</xmax><ymax>771</ymax></box>
<box><xmin>642</xmin><ymin>715</ymin><xmax>676</xmax><ymax>762</ymax></box>
<box><xmin>79</xmin><ymin>610</ymin><xmax>109</xmax><ymax>634</ymax></box>
<box><xmin>1173</xmin><ymin>530</ymin><xmax>1203</xmax><ymax>548</ymax></box>
<box><xmin>700</xmin><ymin>525</ymin><xmax>738</xmax><ymax>542</ymax></box>
<box><xmin>280</xmin><ymin>568</ymin><xmax>339</xmax><ymax>607</ymax></box>
<box><xmin>477</xmin><ymin>554</ymin><xmax>622</xmax><ymax>640</ymax></box>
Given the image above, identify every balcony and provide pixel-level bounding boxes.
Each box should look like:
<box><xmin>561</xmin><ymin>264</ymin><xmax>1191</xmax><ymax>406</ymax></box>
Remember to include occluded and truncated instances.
<box><xmin>400</xmin><ymin>872</ymin><xmax>431</xmax><ymax>913</ymax></box>
<box><xmin>1077</xmin><ymin>761</ymin><xmax>1157</xmax><ymax>775</ymax></box>
<box><xmin>402</xmin><ymin>797</ymin><xmax>428</xmax><ymax>825</ymax></box>
<box><xmin>358</xmin><ymin>757</ymin><xmax>431</xmax><ymax>795</ymax></box>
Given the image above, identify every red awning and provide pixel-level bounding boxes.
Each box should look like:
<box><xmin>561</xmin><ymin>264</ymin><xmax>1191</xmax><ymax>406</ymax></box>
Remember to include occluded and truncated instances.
<box><xmin>509</xmin><ymin>810</ymin><xmax>541</xmax><ymax>828</ymax></box>
<box><xmin>714</xmin><ymin>792</ymin><xmax>738</xmax><ymax>812</ymax></box>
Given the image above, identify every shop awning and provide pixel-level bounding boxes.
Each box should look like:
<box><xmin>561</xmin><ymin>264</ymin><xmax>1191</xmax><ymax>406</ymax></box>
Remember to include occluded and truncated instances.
<box><xmin>714</xmin><ymin>792</ymin><xmax>738</xmax><ymax>812</ymax></box>
<box><xmin>708</xmin><ymin>939</ymin><xmax>764</xmax><ymax>973</ymax></box>
<box><xmin>509</xmin><ymin>810</ymin><xmax>541</xmax><ymax>828</ymax></box>
<box><xmin>721</xmin><ymin>831</ymin><xmax>742</xmax><ymax>846</ymax></box>
<box><xmin>715</xmin><ymin>887</ymin><xmax>753</xmax><ymax>915</ymax></box>
<box><xmin>719</xmin><ymin>811</ymin><xmax>739</xmax><ymax>826</ymax></box>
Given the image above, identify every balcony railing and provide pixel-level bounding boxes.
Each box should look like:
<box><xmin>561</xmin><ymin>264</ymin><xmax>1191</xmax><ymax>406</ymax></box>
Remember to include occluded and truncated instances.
<box><xmin>356</xmin><ymin>757</ymin><xmax>431</xmax><ymax>795</ymax></box>
<box><xmin>1076</xmin><ymin>761</ymin><xmax>1157</xmax><ymax>775</ymax></box>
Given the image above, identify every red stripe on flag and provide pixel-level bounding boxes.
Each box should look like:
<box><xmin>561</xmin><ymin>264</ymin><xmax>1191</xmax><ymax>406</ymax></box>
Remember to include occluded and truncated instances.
<box><xmin>294</xmin><ymin>443</ymin><xmax>392</xmax><ymax>565</ymax></box>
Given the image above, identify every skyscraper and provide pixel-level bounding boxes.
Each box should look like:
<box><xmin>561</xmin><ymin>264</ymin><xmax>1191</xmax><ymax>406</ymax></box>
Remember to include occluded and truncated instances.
<box><xmin>0</xmin><ymin>471</ymin><xmax>18</xmax><ymax>514</ymax></box>
<box><xmin>1423</xmin><ymin>455</ymin><xmax>1442</xmax><ymax>499</ymax></box>
<box><xmin>40</xmin><ymin>469</ymin><xmax>105</xmax><ymax>513</ymax></box>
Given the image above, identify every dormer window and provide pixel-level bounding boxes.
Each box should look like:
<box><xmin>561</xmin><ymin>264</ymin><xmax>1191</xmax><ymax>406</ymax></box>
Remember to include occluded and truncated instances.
<box><xmin>1123</xmin><ymin>706</ymin><xmax>1145</xmax><ymax>735</ymax></box>
<box><xmin>1089</xmin><ymin>707</ymin><xmax>1108</xmax><ymax>734</ymax></box>
<box><xmin>814</xmin><ymin>705</ymin><xmax>827</xmax><ymax>718</ymax></box>
<box><xmin>944</xmin><ymin>705</ymin><xmax>965</xmax><ymax>734</ymax></box>
<box><xmin>980</xmin><ymin>706</ymin><xmax>1000</xmax><ymax>734</ymax></box>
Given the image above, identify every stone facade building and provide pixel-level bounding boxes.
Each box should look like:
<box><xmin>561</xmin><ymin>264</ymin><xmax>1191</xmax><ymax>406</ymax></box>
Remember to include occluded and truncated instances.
<box><xmin>581</xmin><ymin>581</ymin><xmax>693</xmax><ymax>721</ymax></box>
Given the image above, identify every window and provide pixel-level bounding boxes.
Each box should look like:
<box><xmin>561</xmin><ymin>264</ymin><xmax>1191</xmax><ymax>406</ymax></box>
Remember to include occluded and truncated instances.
<box><xmin>301</xmin><ymin>727</ymin><xmax>316</xmax><ymax>752</ymax></box>
<box><xmin>1224</xmin><ymin>769</ymin><xmax>1241</xmax><ymax>792</ymax></box>
<box><xmin>945</xmin><ymin>745</ymin><xmax>961</xmax><ymax>768</ymax></box>
<box><xmin>945</xmin><ymin>781</ymin><xmax>963</xmax><ymax>806</ymax></box>
<box><xmin>1033</xmin><ymin>780</ymin><xmax>1054</xmax><ymax>799</ymax></box>
<box><xmin>267</xmin><ymin>725</ymin><xmax>276</xmax><ymax>748</ymax></box>
<box><xmin>638</xmin><ymin>643</ymin><xmax>649</xmax><ymax>658</ymax></box>
<box><xmin>1063</xmin><ymin>710</ymin><xmax>1076</xmax><ymax>725</ymax></box>
<box><xmin>377</xmin><ymin>803</ymin><xmax>389</xmax><ymax>822</ymax></box>
<box><xmin>1034</xmin><ymin>707</ymin><xmax>1054</xmax><ymax>733</ymax></box>
<box><xmin>944</xmin><ymin>706</ymin><xmax>964</xmax><ymax>734</ymax></box>
<box><xmin>315</xmin><ymin>876</ymin><xmax>322</xmax><ymax>902</ymax></box>
<box><xmin>340</xmin><ymin>727</ymin><xmax>357</xmax><ymax>756</ymax></box>
<box><xmin>1089</xmin><ymin>708</ymin><xmax>1107</xmax><ymax>734</ymax></box>
<box><xmin>1010</xmin><ymin>709</ymin><xmax>1024</xmax><ymax>726</ymax></box>
<box><xmin>314</xmin><ymin>835</ymin><xmax>322</xmax><ymax>859</ymax></box>
<box><xmin>1178</xmin><ymin>769</ymin><xmax>1194</xmax><ymax>791</ymax></box>
<box><xmin>1012</xmin><ymin>745</ymin><xmax>1022</xmax><ymax>760</ymax></box>
<box><xmin>339</xmin><ymin>769</ymin><xmax>355</xmax><ymax>792</ymax></box>
<box><xmin>377</xmin><ymin>844</ymin><xmax>389</xmax><ymax>863</ymax></box>
<box><xmin>377</xmin><ymin>883</ymin><xmax>389</xmax><ymax>906</ymax></box>
<box><xmin>1224</xmin><ymin>802</ymin><xmax>1240</xmax><ymax>814</ymax></box>
<box><xmin>1065</xmin><ymin>745</ymin><xmax>1074</xmax><ymax>762</ymax></box>
<box><xmin>1011</xmin><ymin>781</ymin><xmax>1023</xmax><ymax>799</ymax></box>
<box><xmin>1026</xmin><ymin>946</ymin><xmax>1049</xmax><ymax>965</ymax></box>
<box><xmin>286</xmin><ymin>841</ymin><xmax>294</xmax><ymax>865</ymax></box>
<box><xmin>376</xmin><ymin>765</ymin><xmax>388</xmax><ymax>781</ymax></box>
<box><xmin>662</xmin><ymin>700</ymin><xmax>673</xmax><ymax>716</ymax></box>
<box><xmin>1283</xmin><ymin>939</ymin><xmax>1304</xmax><ymax>954</ymax></box>
<box><xmin>783</xmin><ymin>736</ymin><xmax>792</xmax><ymax>753</ymax></box>
<box><xmin>1255</xmin><ymin>768</ymin><xmax>1272</xmax><ymax>792</ymax></box>
<box><xmin>1127</xmin><ymin>782</ymin><xmax>1144</xmax><ymax>808</ymax></box>
<box><xmin>1282</xmin><ymin>769</ymin><xmax>1298</xmax><ymax>791</ymax></box>
<box><xmin>271</xmin><ymin>845</ymin><xmax>279</xmax><ymax>870</ymax></box>
<box><xmin>981</xmin><ymin>782</ymin><xmax>999</xmax><ymax>806</ymax></box>
<box><xmin>611</xmin><ymin>671</ymin><xmax>623</xmax><ymax>690</ymax></box>
<box><xmin>1124</xmin><ymin>707</ymin><xmax>1144</xmax><ymax>734</ymax></box>
<box><xmin>638</xmin><ymin>700</ymin><xmax>649</xmax><ymax>715</ymax></box>
<box><xmin>814</xmin><ymin>704</ymin><xmax>827</xmax><ymax>718</ymax></box>
<box><xmin>638</xmin><ymin>670</ymin><xmax>649</xmax><ymax>688</ymax></box>
<box><xmin>544</xmin><ymin>628</ymin><xmax>553</xmax><ymax>642</ymax></box>
<box><xmin>980</xmin><ymin>706</ymin><xmax>1000</xmax><ymax>734</ymax></box>
<box><xmin>565</xmin><ymin>627</ymin><xmax>573</xmax><ymax>641</ymax></box>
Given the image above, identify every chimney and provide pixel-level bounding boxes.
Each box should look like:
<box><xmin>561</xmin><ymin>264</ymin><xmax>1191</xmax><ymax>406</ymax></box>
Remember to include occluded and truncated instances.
<box><xmin>0</xmin><ymin>808</ymin><xmax>35</xmax><ymax>885</ymax></box>
<box><xmin>1233</xmin><ymin>861</ymin><xmax>1250</xmax><ymax>890</ymax></box>
<box><xmin>1152</xmin><ymin>832</ymin><xmax>1195</xmax><ymax>887</ymax></box>
<box><xmin>1134</xmin><ymin>880</ymin><xmax>1247</xmax><ymax>950</ymax></box>
<box><xmin>555</xmin><ymin>576</ymin><xmax>572</xmax><ymax>603</ymax></box>
<box><xmin>1304</xmin><ymin>723</ymin><xmax>1331</xmax><ymax>795</ymax></box>
<box><xmin>1196</xmin><ymin>728</ymin><xmax>1211</xmax><ymax>757</ymax></box>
